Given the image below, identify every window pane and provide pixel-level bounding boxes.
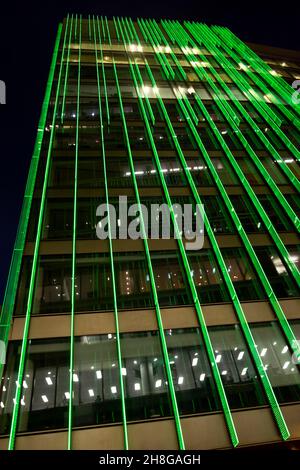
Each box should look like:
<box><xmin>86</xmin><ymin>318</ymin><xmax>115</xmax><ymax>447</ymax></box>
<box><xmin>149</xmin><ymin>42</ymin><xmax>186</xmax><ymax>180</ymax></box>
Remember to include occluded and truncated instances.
<box><xmin>165</xmin><ymin>328</ymin><xmax>222</xmax><ymax>415</ymax></box>
<box><xmin>221</xmin><ymin>247</ymin><xmax>265</xmax><ymax>301</ymax></box>
<box><xmin>251</xmin><ymin>322</ymin><xmax>300</xmax><ymax>403</ymax></box>
<box><xmin>73</xmin><ymin>334</ymin><xmax>122</xmax><ymax>427</ymax></box>
<box><xmin>209</xmin><ymin>325</ymin><xmax>267</xmax><ymax>409</ymax></box>
<box><xmin>121</xmin><ymin>331</ymin><xmax>173</xmax><ymax>421</ymax></box>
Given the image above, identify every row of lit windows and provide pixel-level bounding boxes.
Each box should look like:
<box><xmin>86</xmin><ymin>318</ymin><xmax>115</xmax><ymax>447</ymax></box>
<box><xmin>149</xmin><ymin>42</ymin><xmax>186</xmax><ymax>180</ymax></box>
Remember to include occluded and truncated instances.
<box><xmin>15</xmin><ymin>245</ymin><xmax>300</xmax><ymax>316</ymax></box>
<box><xmin>26</xmin><ymin>193</ymin><xmax>299</xmax><ymax>244</ymax></box>
<box><xmin>1</xmin><ymin>321</ymin><xmax>299</xmax><ymax>434</ymax></box>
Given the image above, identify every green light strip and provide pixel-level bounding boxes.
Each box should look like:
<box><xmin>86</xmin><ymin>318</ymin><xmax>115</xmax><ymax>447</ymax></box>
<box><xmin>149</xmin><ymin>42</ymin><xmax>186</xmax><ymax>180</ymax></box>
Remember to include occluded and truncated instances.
<box><xmin>101</xmin><ymin>16</ymin><xmax>106</xmax><ymax>42</ymax></box>
<box><xmin>184</xmin><ymin>22</ymin><xmax>300</xmax><ymax>199</ymax></box>
<box><xmin>149</xmin><ymin>19</ymin><xmax>186</xmax><ymax>80</ymax></box>
<box><xmin>61</xmin><ymin>15</ymin><xmax>74</xmax><ymax>123</ymax></box>
<box><xmin>162</xmin><ymin>20</ymin><xmax>300</xmax><ymax>367</ymax></box>
<box><xmin>216</xmin><ymin>27</ymin><xmax>300</xmax><ymax>118</ymax></box>
<box><xmin>139</xmin><ymin>20</ymin><xmax>291</xmax><ymax>441</ymax></box>
<box><xmin>178</xmin><ymin>21</ymin><xmax>300</xmax><ymax>274</ymax></box>
<box><xmin>193</xmin><ymin>24</ymin><xmax>300</xmax><ymax>172</ymax></box>
<box><xmin>168</xmin><ymin>20</ymin><xmax>300</xmax><ymax>233</ymax></box>
<box><xmin>161</xmin><ymin>21</ymin><xmax>300</xmax><ymax>287</ymax></box>
<box><xmin>111</xmin><ymin>28</ymin><xmax>186</xmax><ymax>451</ymax></box>
<box><xmin>7</xmin><ymin>21</ymin><xmax>67</xmax><ymax>450</ymax></box>
<box><xmin>117</xmin><ymin>18</ymin><xmax>155</xmax><ymax>126</ymax></box>
<box><xmin>0</xmin><ymin>22</ymin><xmax>64</xmax><ymax>386</ymax></box>
<box><xmin>137</xmin><ymin>19</ymin><xmax>171</xmax><ymax>80</ymax></box>
<box><xmin>96</xmin><ymin>16</ymin><xmax>110</xmax><ymax>126</ymax></box>
<box><xmin>94</xmin><ymin>16</ymin><xmax>129</xmax><ymax>450</ymax></box>
<box><xmin>88</xmin><ymin>14</ymin><xmax>91</xmax><ymax>41</ymax></box>
<box><xmin>133</xmin><ymin>18</ymin><xmax>239</xmax><ymax>447</ymax></box>
<box><xmin>113</xmin><ymin>17</ymin><xmax>120</xmax><ymax>42</ymax></box>
<box><xmin>67</xmin><ymin>14</ymin><xmax>81</xmax><ymax>451</ymax></box>
<box><xmin>211</xmin><ymin>25</ymin><xmax>300</xmax><ymax>133</ymax></box>
<box><xmin>182</xmin><ymin>23</ymin><xmax>300</xmax><ymax>197</ymax></box>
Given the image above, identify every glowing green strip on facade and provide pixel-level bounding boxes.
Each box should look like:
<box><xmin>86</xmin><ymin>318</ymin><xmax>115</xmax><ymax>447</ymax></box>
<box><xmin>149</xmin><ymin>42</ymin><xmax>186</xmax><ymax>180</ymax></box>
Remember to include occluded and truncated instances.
<box><xmin>216</xmin><ymin>27</ymin><xmax>300</xmax><ymax>118</ymax></box>
<box><xmin>0</xmin><ymin>22</ymin><xmax>64</xmax><ymax>386</ymax></box>
<box><xmin>161</xmin><ymin>18</ymin><xmax>300</xmax><ymax>380</ymax></box>
<box><xmin>164</xmin><ymin>21</ymin><xmax>300</xmax><ymax>234</ymax></box>
<box><xmin>96</xmin><ymin>16</ymin><xmax>110</xmax><ymax>126</ymax></box>
<box><xmin>136</xmin><ymin>19</ymin><xmax>291</xmax><ymax>441</ymax></box>
<box><xmin>211</xmin><ymin>25</ymin><xmax>300</xmax><ymax>136</ymax></box>
<box><xmin>94</xmin><ymin>16</ymin><xmax>129</xmax><ymax>451</ymax></box>
<box><xmin>2</xmin><ymin>16</ymin><xmax>300</xmax><ymax>449</ymax></box>
<box><xmin>67</xmin><ymin>14</ymin><xmax>81</xmax><ymax>451</ymax></box>
<box><xmin>191</xmin><ymin>23</ymin><xmax>300</xmax><ymax>178</ymax></box>
<box><xmin>7</xmin><ymin>21</ymin><xmax>67</xmax><ymax>450</ymax></box>
<box><xmin>61</xmin><ymin>15</ymin><xmax>73</xmax><ymax>123</ymax></box>
<box><xmin>112</xmin><ymin>31</ymin><xmax>186</xmax><ymax>450</ymax></box>
<box><xmin>133</xmin><ymin>18</ymin><xmax>239</xmax><ymax>447</ymax></box>
<box><xmin>181</xmin><ymin>22</ymin><xmax>300</xmax><ymax>230</ymax></box>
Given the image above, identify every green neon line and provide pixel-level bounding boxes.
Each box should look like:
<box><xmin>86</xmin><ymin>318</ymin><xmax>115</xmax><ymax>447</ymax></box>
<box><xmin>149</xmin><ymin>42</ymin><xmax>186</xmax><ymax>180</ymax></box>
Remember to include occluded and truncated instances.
<box><xmin>169</xmin><ymin>20</ymin><xmax>300</xmax><ymax>233</ymax></box>
<box><xmin>116</xmin><ymin>18</ymin><xmax>155</xmax><ymax>126</ymax></box>
<box><xmin>101</xmin><ymin>16</ymin><xmax>106</xmax><ymax>42</ymax></box>
<box><xmin>61</xmin><ymin>15</ymin><xmax>73</xmax><ymax>123</ymax></box>
<box><xmin>128</xmin><ymin>18</ymin><xmax>140</xmax><ymax>43</ymax></box>
<box><xmin>88</xmin><ymin>14</ymin><xmax>91</xmax><ymax>41</ymax></box>
<box><xmin>68</xmin><ymin>14</ymin><xmax>81</xmax><ymax>451</ymax></box>
<box><xmin>216</xmin><ymin>27</ymin><xmax>300</xmax><ymax>118</ymax></box>
<box><xmin>133</xmin><ymin>62</ymin><xmax>240</xmax><ymax>448</ymax></box>
<box><xmin>92</xmin><ymin>16</ymin><xmax>129</xmax><ymax>450</ymax></box>
<box><xmin>163</xmin><ymin>19</ymin><xmax>300</xmax><ymax>364</ymax></box>
<box><xmin>105</xmin><ymin>17</ymin><xmax>111</xmax><ymax>44</ymax></box>
<box><xmin>211</xmin><ymin>25</ymin><xmax>300</xmax><ymax>131</ymax></box>
<box><xmin>112</xmin><ymin>29</ymin><xmax>185</xmax><ymax>450</ymax></box>
<box><xmin>137</xmin><ymin>19</ymin><xmax>170</xmax><ymax>80</ymax></box>
<box><xmin>74</xmin><ymin>15</ymin><xmax>77</xmax><ymax>40</ymax></box>
<box><xmin>0</xmin><ymin>22</ymin><xmax>65</xmax><ymax>386</ymax></box>
<box><xmin>178</xmin><ymin>22</ymin><xmax>300</xmax><ymax>241</ymax></box>
<box><xmin>135</xmin><ymin>20</ymin><xmax>239</xmax><ymax>448</ymax></box>
<box><xmin>7</xmin><ymin>22</ymin><xmax>66</xmax><ymax>450</ymax></box>
<box><xmin>194</xmin><ymin>24</ymin><xmax>300</xmax><ymax>170</ymax></box>
<box><xmin>145</xmin><ymin>18</ymin><xmax>175</xmax><ymax>79</ymax></box>
<box><xmin>113</xmin><ymin>17</ymin><xmax>120</xmax><ymax>42</ymax></box>
<box><xmin>184</xmin><ymin>22</ymin><xmax>300</xmax><ymax>202</ymax></box>
<box><xmin>139</xmin><ymin>22</ymin><xmax>291</xmax><ymax>440</ymax></box>
<box><xmin>150</xmin><ymin>19</ymin><xmax>186</xmax><ymax>80</ymax></box>
<box><xmin>165</xmin><ymin>77</ymin><xmax>291</xmax><ymax>441</ymax></box>
<box><xmin>163</xmin><ymin>25</ymin><xmax>300</xmax><ymax>285</ymax></box>
<box><xmin>96</xmin><ymin>17</ymin><xmax>110</xmax><ymax>126</ymax></box>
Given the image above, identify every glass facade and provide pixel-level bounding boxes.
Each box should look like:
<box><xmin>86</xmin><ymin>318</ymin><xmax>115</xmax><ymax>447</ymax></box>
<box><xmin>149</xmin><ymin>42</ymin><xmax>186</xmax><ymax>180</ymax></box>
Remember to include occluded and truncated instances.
<box><xmin>0</xmin><ymin>15</ymin><xmax>300</xmax><ymax>450</ymax></box>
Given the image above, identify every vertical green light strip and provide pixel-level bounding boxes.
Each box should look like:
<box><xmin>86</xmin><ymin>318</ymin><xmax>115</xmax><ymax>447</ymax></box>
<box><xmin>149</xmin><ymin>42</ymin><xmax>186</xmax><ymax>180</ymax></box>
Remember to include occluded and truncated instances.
<box><xmin>162</xmin><ymin>20</ymin><xmax>300</xmax><ymax>372</ymax></box>
<box><xmin>177</xmin><ymin>22</ymin><xmax>300</xmax><ymax>281</ymax></box>
<box><xmin>164</xmin><ymin>20</ymin><xmax>300</xmax><ymax>232</ymax></box>
<box><xmin>211</xmin><ymin>25</ymin><xmax>300</xmax><ymax>134</ymax></box>
<box><xmin>61</xmin><ymin>15</ymin><xmax>74</xmax><ymax>123</ymax></box>
<box><xmin>192</xmin><ymin>24</ymin><xmax>300</xmax><ymax>170</ymax></box>
<box><xmin>96</xmin><ymin>16</ymin><xmax>110</xmax><ymax>126</ymax></box>
<box><xmin>217</xmin><ymin>27</ymin><xmax>300</xmax><ymax>118</ymax></box>
<box><xmin>125</xmin><ymin>19</ymin><xmax>239</xmax><ymax>447</ymax></box>
<box><xmin>94</xmin><ymin>16</ymin><xmax>129</xmax><ymax>450</ymax></box>
<box><xmin>111</xmin><ymin>34</ymin><xmax>185</xmax><ymax>451</ymax></box>
<box><xmin>0</xmin><ymin>22</ymin><xmax>64</xmax><ymax>385</ymax></box>
<box><xmin>68</xmin><ymin>14</ymin><xmax>81</xmax><ymax>451</ymax></box>
<box><xmin>181</xmin><ymin>21</ymin><xmax>300</xmax><ymax>227</ymax></box>
<box><xmin>113</xmin><ymin>16</ymin><xmax>120</xmax><ymax>42</ymax></box>
<box><xmin>135</xmin><ymin>21</ymin><xmax>291</xmax><ymax>440</ymax></box>
<box><xmin>88</xmin><ymin>14</ymin><xmax>91</xmax><ymax>41</ymax></box>
<box><xmin>7</xmin><ymin>21</ymin><xmax>67</xmax><ymax>450</ymax></box>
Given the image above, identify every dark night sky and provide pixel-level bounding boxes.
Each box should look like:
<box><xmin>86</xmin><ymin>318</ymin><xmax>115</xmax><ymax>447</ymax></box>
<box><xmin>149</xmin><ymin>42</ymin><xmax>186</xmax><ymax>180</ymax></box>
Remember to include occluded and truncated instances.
<box><xmin>0</xmin><ymin>0</ymin><xmax>299</xmax><ymax>303</ymax></box>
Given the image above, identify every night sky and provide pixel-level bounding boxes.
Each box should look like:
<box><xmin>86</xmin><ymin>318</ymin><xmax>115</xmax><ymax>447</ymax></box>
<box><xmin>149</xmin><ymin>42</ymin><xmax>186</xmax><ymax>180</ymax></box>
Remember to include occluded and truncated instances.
<box><xmin>0</xmin><ymin>0</ymin><xmax>299</xmax><ymax>303</ymax></box>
